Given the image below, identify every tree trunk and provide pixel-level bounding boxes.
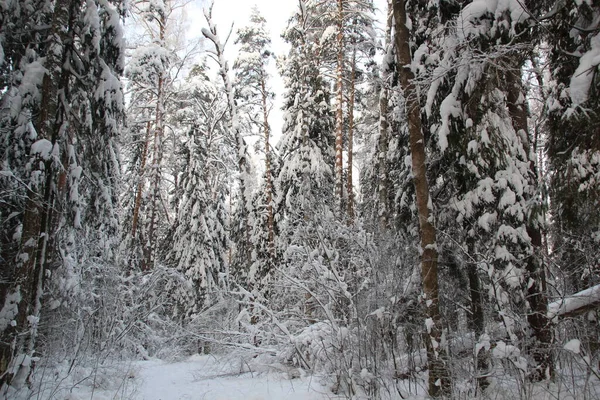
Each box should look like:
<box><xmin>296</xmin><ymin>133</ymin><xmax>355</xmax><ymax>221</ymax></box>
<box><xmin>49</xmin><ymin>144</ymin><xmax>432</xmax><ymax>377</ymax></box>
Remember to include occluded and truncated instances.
<box><xmin>261</xmin><ymin>76</ymin><xmax>275</xmax><ymax>256</ymax></box>
<box><xmin>346</xmin><ymin>47</ymin><xmax>356</xmax><ymax>224</ymax></box>
<box><xmin>145</xmin><ymin>78</ymin><xmax>163</xmax><ymax>271</ymax></box>
<box><xmin>505</xmin><ymin>60</ymin><xmax>554</xmax><ymax>381</ymax></box>
<box><xmin>335</xmin><ymin>0</ymin><xmax>345</xmax><ymax>217</ymax></box>
<box><xmin>377</xmin><ymin>2</ymin><xmax>393</xmax><ymax>230</ymax></box>
<box><xmin>131</xmin><ymin>120</ymin><xmax>152</xmax><ymax>239</ymax></box>
<box><xmin>0</xmin><ymin>0</ymin><xmax>74</xmax><ymax>389</ymax></box>
<box><xmin>144</xmin><ymin>14</ymin><xmax>166</xmax><ymax>272</ymax></box>
<box><xmin>392</xmin><ymin>0</ymin><xmax>451</xmax><ymax>396</ymax></box>
<box><xmin>466</xmin><ymin>239</ymin><xmax>489</xmax><ymax>392</ymax></box>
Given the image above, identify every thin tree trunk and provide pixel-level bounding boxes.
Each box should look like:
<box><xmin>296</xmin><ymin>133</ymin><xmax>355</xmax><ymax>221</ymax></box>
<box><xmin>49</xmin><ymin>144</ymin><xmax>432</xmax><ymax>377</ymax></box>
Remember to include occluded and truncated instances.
<box><xmin>261</xmin><ymin>76</ymin><xmax>275</xmax><ymax>256</ymax></box>
<box><xmin>346</xmin><ymin>47</ymin><xmax>356</xmax><ymax>224</ymax></box>
<box><xmin>466</xmin><ymin>239</ymin><xmax>489</xmax><ymax>392</ymax></box>
<box><xmin>131</xmin><ymin>120</ymin><xmax>152</xmax><ymax>238</ymax></box>
<box><xmin>392</xmin><ymin>0</ymin><xmax>450</xmax><ymax>396</ymax></box>
<box><xmin>145</xmin><ymin>77</ymin><xmax>164</xmax><ymax>271</ymax></box>
<box><xmin>335</xmin><ymin>0</ymin><xmax>345</xmax><ymax>217</ymax></box>
<box><xmin>377</xmin><ymin>2</ymin><xmax>393</xmax><ymax>230</ymax></box>
<box><xmin>505</xmin><ymin>62</ymin><xmax>554</xmax><ymax>381</ymax></box>
<box><xmin>144</xmin><ymin>15</ymin><xmax>166</xmax><ymax>272</ymax></box>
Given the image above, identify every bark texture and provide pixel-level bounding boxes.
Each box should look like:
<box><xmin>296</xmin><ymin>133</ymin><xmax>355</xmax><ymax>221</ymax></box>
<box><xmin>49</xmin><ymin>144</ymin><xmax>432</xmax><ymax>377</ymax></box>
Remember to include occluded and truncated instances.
<box><xmin>377</xmin><ymin>1</ymin><xmax>393</xmax><ymax>230</ymax></box>
<box><xmin>261</xmin><ymin>76</ymin><xmax>275</xmax><ymax>256</ymax></box>
<box><xmin>335</xmin><ymin>0</ymin><xmax>345</xmax><ymax>217</ymax></box>
<box><xmin>145</xmin><ymin>68</ymin><xmax>165</xmax><ymax>271</ymax></box>
<box><xmin>392</xmin><ymin>0</ymin><xmax>450</xmax><ymax>396</ymax></box>
<box><xmin>346</xmin><ymin>48</ymin><xmax>356</xmax><ymax>224</ymax></box>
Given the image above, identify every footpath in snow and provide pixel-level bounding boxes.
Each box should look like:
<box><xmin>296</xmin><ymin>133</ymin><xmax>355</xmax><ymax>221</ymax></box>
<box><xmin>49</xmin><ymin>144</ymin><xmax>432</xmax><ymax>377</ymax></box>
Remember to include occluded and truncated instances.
<box><xmin>59</xmin><ymin>355</ymin><xmax>338</xmax><ymax>400</ymax></box>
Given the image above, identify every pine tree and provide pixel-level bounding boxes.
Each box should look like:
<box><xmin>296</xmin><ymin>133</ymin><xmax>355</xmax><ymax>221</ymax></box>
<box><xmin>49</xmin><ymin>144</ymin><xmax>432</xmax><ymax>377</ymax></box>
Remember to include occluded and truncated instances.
<box><xmin>124</xmin><ymin>0</ymin><xmax>190</xmax><ymax>271</ymax></box>
<box><xmin>392</xmin><ymin>0</ymin><xmax>450</xmax><ymax>395</ymax></box>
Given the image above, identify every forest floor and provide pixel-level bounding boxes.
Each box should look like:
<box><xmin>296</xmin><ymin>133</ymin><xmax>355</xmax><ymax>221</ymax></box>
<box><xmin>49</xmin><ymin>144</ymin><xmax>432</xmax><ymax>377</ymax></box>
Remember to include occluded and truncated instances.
<box><xmin>19</xmin><ymin>350</ymin><xmax>600</xmax><ymax>399</ymax></box>
<box><xmin>30</xmin><ymin>354</ymin><xmax>340</xmax><ymax>400</ymax></box>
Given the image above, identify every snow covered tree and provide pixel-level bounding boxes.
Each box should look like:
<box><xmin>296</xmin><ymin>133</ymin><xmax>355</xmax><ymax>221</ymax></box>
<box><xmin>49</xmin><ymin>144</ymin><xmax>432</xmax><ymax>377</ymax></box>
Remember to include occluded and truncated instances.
<box><xmin>422</xmin><ymin>0</ymin><xmax>555</xmax><ymax>382</ymax></box>
<box><xmin>202</xmin><ymin>3</ymin><xmax>255</xmax><ymax>295</ymax></box>
<box><xmin>359</xmin><ymin>0</ymin><xmax>395</xmax><ymax>231</ymax></box>
<box><xmin>0</xmin><ymin>0</ymin><xmax>125</xmax><ymax>391</ymax></box>
<box><xmin>544</xmin><ymin>0</ymin><xmax>600</xmax><ymax>295</ymax></box>
<box><xmin>264</xmin><ymin>0</ymin><xmax>343</xmax><ymax>321</ymax></box>
<box><xmin>160</xmin><ymin>61</ymin><xmax>232</xmax><ymax>319</ymax></box>
<box><xmin>310</xmin><ymin>0</ymin><xmax>375</xmax><ymax>221</ymax></box>
<box><xmin>167</xmin><ymin>126</ymin><xmax>227</xmax><ymax>319</ymax></box>
<box><xmin>232</xmin><ymin>8</ymin><xmax>277</xmax><ymax>290</ymax></box>
<box><xmin>275</xmin><ymin>0</ymin><xmax>336</xmax><ymax>246</ymax></box>
<box><xmin>123</xmin><ymin>0</ymin><xmax>195</xmax><ymax>271</ymax></box>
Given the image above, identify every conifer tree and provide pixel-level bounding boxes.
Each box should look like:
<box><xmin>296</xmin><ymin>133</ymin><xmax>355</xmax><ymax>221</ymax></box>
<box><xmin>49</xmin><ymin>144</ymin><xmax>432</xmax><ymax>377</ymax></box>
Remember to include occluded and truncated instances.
<box><xmin>167</xmin><ymin>126</ymin><xmax>227</xmax><ymax>319</ymax></box>
<box><xmin>125</xmin><ymin>0</ymin><xmax>171</xmax><ymax>271</ymax></box>
<box><xmin>544</xmin><ymin>0</ymin><xmax>600</xmax><ymax>294</ymax></box>
<box><xmin>202</xmin><ymin>4</ymin><xmax>255</xmax><ymax>295</ymax></box>
<box><xmin>0</xmin><ymin>0</ymin><xmax>125</xmax><ymax>391</ymax></box>
<box><xmin>233</xmin><ymin>8</ymin><xmax>277</xmax><ymax>290</ymax></box>
<box><xmin>424</xmin><ymin>0</ymin><xmax>554</xmax><ymax>381</ymax></box>
<box><xmin>276</xmin><ymin>0</ymin><xmax>336</xmax><ymax>243</ymax></box>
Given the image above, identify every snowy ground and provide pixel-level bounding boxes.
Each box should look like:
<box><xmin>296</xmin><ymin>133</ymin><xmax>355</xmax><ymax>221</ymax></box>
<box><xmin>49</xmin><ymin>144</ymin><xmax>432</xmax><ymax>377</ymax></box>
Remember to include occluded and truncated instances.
<box><xmin>17</xmin><ymin>350</ymin><xmax>600</xmax><ymax>399</ymax></box>
<box><xmin>28</xmin><ymin>355</ymin><xmax>341</xmax><ymax>400</ymax></box>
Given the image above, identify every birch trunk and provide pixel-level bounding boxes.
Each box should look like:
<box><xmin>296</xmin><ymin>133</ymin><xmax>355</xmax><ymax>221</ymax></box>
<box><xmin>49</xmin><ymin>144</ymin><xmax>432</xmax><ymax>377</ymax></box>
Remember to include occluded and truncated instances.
<box><xmin>145</xmin><ymin>70</ymin><xmax>164</xmax><ymax>271</ymax></box>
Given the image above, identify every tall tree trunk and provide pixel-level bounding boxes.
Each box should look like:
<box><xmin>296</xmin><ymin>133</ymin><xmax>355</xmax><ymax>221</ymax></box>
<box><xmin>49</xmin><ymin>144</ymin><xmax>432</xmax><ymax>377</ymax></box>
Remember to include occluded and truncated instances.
<box><xmin>144</xmin><ymin>14</ymin><xmax>166</xmax><ymax>272</ymax></box>
<box><xmin>335</xmin><ymin>0</ymin><xmax>345</xmax><ymax>217</ymax></box>
<box><xmin>377</xmin><ymin>1</ymin><xmax>393</xmax><ymax>230</ymax></box>
<box><xmin>505</xmin><ymin>60</ymin><xmax>554</xmax><ymax>381</ymax></box>
<box><xmin>0</xmin><ymin>0</ymin><xmax>74</xmax><ymax>389</ymax></box>
<box><xmin>261</xmin><ymin>76</ymin><xmax>275</xmax><ymax>256</ymax></box>
<box><xmin>392</xmin><ymin>0</ymin><xmax>450</xmax><ymax>396</ymax></box>
<box><xmin>346</xmin><ymin>47</ymin><xmax>356</xmax><ymax>224</ymax></box>
<box><xmin>131</xmin><ymin>120</ymin><xmax>152</xmax><ymax>239</ymax></box>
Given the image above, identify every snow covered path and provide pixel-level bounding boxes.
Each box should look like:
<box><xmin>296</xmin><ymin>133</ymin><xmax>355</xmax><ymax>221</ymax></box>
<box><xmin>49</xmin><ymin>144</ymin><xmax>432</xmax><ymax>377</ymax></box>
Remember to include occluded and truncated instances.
<box><xmin>60</xmin><ymin>355</ymin><xmax>338</xmax><ymax>400</ymax></box>
<box><xmin>133</xmin><ymin>356</ymin><xmax>333</xmax><ymax>400</ymax></box>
